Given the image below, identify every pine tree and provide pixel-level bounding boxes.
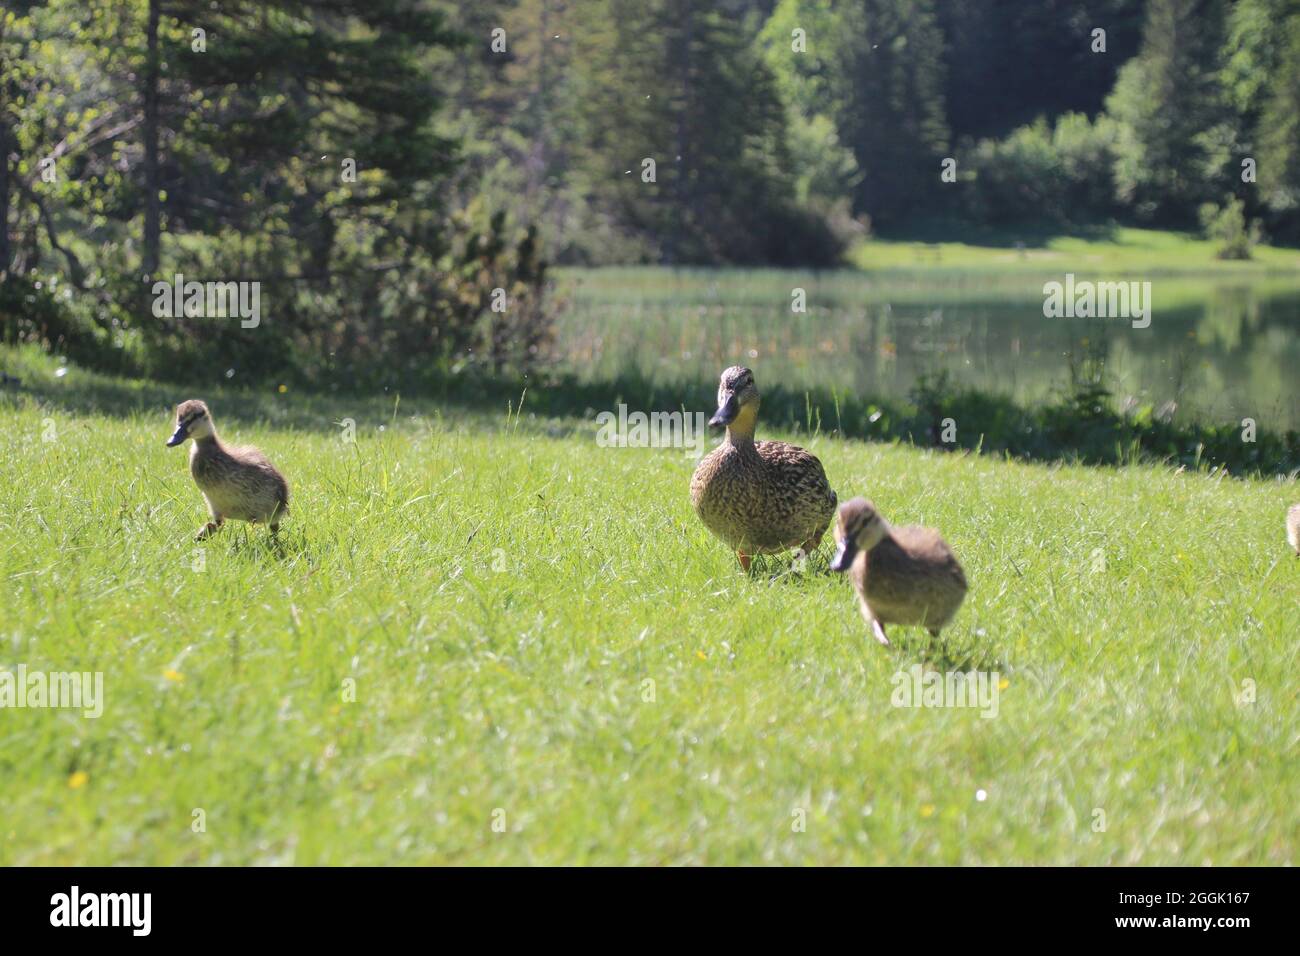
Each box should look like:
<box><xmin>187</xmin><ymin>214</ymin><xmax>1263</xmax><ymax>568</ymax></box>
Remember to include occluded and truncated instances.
<box><xmin>1255</xmin><ymin>1</ymin><xmax>1300</xmax><ymax>239</ymax></box>
<box><xmin>761</xmin><ymin>0</ymin><xmax>949</xmax><ymax>228</ymax></box>
<box><xmin>1108</xmin><ymin>0</ymin><xmax>1230</xmax><ymax>223</ymax></box>
<box><xmin>575</xmin><ymin>0</ymin><xmax>836</xmax><ymax>264</ymax></box>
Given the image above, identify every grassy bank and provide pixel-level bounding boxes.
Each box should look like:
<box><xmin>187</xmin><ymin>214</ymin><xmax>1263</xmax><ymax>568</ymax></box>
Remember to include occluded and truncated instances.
<box><xmin>1</xmin><ymin>348</ymin><xmax>1295</xmax><ymax>864</ymax></box>
<box><xmin>849</xmin><ymin>227</ymin><xmax>1300</xmax><ymax>275</ymax></box>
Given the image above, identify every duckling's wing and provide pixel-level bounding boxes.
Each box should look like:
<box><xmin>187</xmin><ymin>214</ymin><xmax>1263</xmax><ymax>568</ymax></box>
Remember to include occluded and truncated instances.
<box><xmin>892</xmin><ymin>526</ymin><xmax>967</xmax><ymax>585</ymax></box>
<box><xmin>228</xmin><ymin>443</ymin><xmax>272</xmax><ymax>466</ymax></box>
<box><xmin>229</xmin><ymin>444</ymin><xmax>289</xmax><ymax>504</ymax></box>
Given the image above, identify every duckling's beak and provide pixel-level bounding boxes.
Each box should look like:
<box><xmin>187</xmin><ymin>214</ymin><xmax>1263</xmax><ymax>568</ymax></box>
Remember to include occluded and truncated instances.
<box><xmin>166</xmin><ymin>423</ymin><xmax>188</xmax><ymax>447</ymax></box>
<box><xmin>829</xmin><ymin>539</ymin><xmax>857</xmax><ymax>573</ymax></box>
<box><xmin>709</xmin><ymin>393</ymin><xmax>739</xmax><ymax>427</ymax></box>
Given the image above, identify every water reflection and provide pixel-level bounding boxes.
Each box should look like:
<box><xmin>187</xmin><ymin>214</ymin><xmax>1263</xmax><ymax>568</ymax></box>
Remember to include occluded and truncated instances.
<box><xmin>559</xmin><ymin>273</ymin><xmax>1300</xmax><ymax>432</ymax></box>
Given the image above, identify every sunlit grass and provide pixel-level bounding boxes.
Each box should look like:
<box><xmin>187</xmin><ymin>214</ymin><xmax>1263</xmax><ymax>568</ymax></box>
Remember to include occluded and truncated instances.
<box><xmin>848</xmin><ymin>227</ymin><xmax>1300</xmax><ymax>275</ymax></box>
<box><xmin>0</xmin><ymin>347</ymin><xmax>1295</xmax><ymax>864</ymax></box>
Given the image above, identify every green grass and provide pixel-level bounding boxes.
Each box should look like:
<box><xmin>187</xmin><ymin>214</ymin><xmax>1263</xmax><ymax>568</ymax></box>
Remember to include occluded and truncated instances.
<box><xmin>849</xmin><ymin>227</ymin><xmax>1300</xmax><ymax>275</ymax></box>
<box><xmin>1</xmin><ymin>346</ymin><xmax>1296</xmax><ymax>865</ymax></box>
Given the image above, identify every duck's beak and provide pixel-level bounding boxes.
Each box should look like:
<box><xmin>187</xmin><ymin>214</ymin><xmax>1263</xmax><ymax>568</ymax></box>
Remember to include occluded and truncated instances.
<box><xmin>709</xmin><ymin>393</ymin><xmax>738</xmax><ymax>427</ymax></box>
<box><xmin>829</xmin><ymin>539</ymin><xmax>857</xmax><ymax>573</ymax></box>
<box><xmin>166</xmin><ymin>423</ymin><xmax>188</xmax><ymax>447</ymax></box>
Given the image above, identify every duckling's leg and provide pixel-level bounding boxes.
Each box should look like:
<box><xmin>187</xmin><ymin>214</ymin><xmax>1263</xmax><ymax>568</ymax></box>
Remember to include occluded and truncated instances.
<box><xmin>195</xmin><ymin>517</ymin><xmax>224</xmax><ymax>541</ymax></box>
<box><xmin>871</xmin><ymin>619</ymin><xmax>891</xmax><ymax>646</ymax></box>
<box><xmin>269</xmin><ymin>500</ymin><xmax>286</xmax><ymax>536</ymax></box>
<box><xmin>736</xmin><ymin>550</ymin><xmax>751</xmax><ymax>572</ymax></box>
<box><xmin>856</xmin><ymin>596</ymin><xmax>891</xmax><ymax>646</ymax></box>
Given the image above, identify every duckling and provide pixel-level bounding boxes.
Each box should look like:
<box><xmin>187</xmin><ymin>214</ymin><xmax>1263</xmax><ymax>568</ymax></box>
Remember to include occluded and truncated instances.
<box><xmin>166</xmin><ymin>399</ymin><xmax>289</xmax><ymax>541</ymax></box>
<box><xmin>829</xmin><ymin>498</ymin><xmax>966</xmax><ymax>646</ymax></box>
<box><xmin>690</xmin><ymin>366</ymin><xmax>837</xmax><ymax>571</ymax></box>
<box><xmin>1288</xmin><ymin>504</ymin><xmax>1300</xmax><ymax>556</ymax></box>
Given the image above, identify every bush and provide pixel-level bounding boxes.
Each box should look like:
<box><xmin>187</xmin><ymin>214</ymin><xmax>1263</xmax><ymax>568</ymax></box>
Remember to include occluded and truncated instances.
<box><xmin>0</xmin><ymin>273</ymin><xmax>104</xmax><ymax>366</ymax></box>
<box><xmin>1199</xmin><ymin>196</ymin><xmax>1263</xmax><ymax>260</ymax></box>
<box><xmin>962</xmin><ymin>114</ymin><xmax>1119</xmax><ymax>227</ymax></box>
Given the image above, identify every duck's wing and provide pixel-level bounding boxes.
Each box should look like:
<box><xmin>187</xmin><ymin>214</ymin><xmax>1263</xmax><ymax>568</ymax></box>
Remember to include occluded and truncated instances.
<box><xmin>754</xmin><ymin>440</ymin><xmax>836</xmax><ymax>508</ymax></box>
<box><xmin>690</xmin><ymin>444</ymin><xmax>727</xmax><ymax>508</ymax></box>
<box><xmin>890</xmin><ymin>527</ymin><xmax>967</xmax><ymax>586</ymax></box>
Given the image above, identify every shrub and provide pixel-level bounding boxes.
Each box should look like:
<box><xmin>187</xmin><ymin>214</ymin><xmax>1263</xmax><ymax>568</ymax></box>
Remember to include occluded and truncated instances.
<box><xmin>1199</xmin><ymin>196</ymin><xmax>1263</xmax><ymax>260</ymax></box>
<box><xmin>0</xmin><ymin>273</ymin><xmax>104</xmax><ymax>367</ymax></box>
<box><xmin>963</xmin><ymin>114</ymin><xmax>1119</xmax><ymax>227</ymax></box>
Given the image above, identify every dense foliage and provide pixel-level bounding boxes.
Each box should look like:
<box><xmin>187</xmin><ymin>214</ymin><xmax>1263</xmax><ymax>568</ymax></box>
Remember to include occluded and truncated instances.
<box><xmin>3</xmin><ymin>0</ymin><xmax>1300</xmax><ymax>378</ymax></box>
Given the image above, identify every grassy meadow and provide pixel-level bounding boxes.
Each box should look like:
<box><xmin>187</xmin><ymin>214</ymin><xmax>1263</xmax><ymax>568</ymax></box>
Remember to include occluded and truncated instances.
<box><xmin>0</xmin><ymin>344</ymin><xmax>1295</xmax><ymax>865</ymax></box>
<box><xmin>848</xmin><ymin>227</ymin><xmax>1300</xmax><ymax>275</ymax></box>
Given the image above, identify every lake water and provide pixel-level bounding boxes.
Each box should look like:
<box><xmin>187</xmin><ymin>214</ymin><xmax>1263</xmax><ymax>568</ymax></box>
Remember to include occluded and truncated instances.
<box><xmin>556</xmin><ymin>268</ymin><xmax>1300</xmax><ymax>434</ymax></box>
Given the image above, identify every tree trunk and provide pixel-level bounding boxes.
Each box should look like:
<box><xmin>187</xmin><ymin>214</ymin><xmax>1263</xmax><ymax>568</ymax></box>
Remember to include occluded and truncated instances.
<box><xmin>668</xmin><ymin>0</ymin><xmax>692</xmax><ymax>266</ymax></box>
<box><xmin>142</xmin><ymin>0</ymin><xmax>161</xmax><ymax>280</ymax></box>
<box><xmin>0</xmin><ymin>14</ymin><xmax>11</xmax><ymax>277</ymax></box>
<box><xmin>0</xmin><ymin>113</ymin><xmax>11</xmax><ymax>277</ymax></box>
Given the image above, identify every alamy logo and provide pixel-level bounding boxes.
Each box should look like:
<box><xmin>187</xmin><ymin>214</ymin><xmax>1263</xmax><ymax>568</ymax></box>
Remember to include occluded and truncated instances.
<box><xmin>0</xmin><ymin>666</ymin><xmax>103</xmax><ymax>718</ymax></box>
<box><xmin>1043</xmin><ymin>273</ymin><xmax>1151</xmax><ymax>329</ymax></box>
<box><xmin>50</xmin><ymin>886</ymin><xmax>151</xmax><ymax>936</ymax></box>
<box><xmin>595</xmin><ymin>404</ymin><xmax>709</xmax><ymax>457</ymax></box>
<box><xmin>891</xmin><ymin>664</ymin><xmax>1000</xmax><ymax>718</ymax></box>
<box><xmin>151</xmin><ymin>273</ymin><xmax>261</xmax><ymax>328</ymax></box>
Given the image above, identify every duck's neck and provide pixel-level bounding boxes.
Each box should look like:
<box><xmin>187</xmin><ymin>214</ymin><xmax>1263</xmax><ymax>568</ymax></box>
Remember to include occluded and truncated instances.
<box><xmin>191</xmin><ymin>433</ymin><xmax>222</xmax><ymax>455</ymax></box>
<box><xmin>725</xmin><ymin>404</ymin><xmax>759</xmax><ymax>448</ymax></box>
<box><xmin>866</xmin><ymin>521</ymin><xmax>894</xmax><ymax>552</ymax></box>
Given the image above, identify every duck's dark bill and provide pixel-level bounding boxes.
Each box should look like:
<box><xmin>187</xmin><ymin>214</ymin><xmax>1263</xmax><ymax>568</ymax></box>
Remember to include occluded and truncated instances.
<box><xmin>166</xmin><ymin>425</ymin><xmax>188</xmax><ymax>446</ymax></box>
<box><xmin>829</xmin><ymin>540</ymin><xmax>856</xmax><ymax>572</ymax></box>
<box><xmin>709</xmin><ymin>395</ymin><xmax>739</xmax><ymax>427</ymax></box>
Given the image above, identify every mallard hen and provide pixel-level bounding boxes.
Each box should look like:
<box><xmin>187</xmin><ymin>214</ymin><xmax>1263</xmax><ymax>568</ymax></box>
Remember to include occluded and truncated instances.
<box><xmin>690</xmin><ymin>366</ymin><xmax>837</xmax><ymax>571</ymax></box>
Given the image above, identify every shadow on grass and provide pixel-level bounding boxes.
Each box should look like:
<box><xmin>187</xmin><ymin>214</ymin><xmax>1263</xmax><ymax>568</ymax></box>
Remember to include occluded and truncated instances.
<box><xmin>744</xmin><ymin>546</ymin><xmax>839</xmax><ymax>583</ymax></box>
<box><xmin>908</xmin><ymin>635</ymin><xmax>1008</xmax><ymax>675</ymax></box>
<box><xmin>4</xmin><ymin>345</ymin><xmax>1298</xmax><ymax>477</ymax></box>
<box><xmin>875</xmin><ymin>217</ymin><xmax>1120</xmax><ymax>249</ymax></box>
<box><xmin>220</xmin><ymin>525</ymin><xmax>313</xmax><ymax>563</ymax></box>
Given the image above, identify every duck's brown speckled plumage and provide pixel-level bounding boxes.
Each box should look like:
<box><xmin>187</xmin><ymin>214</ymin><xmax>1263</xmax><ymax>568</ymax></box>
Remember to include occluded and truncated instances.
<box><xmin>1288</xmin><ymin>503</ymin><xmax>1300</xmax><ymax>556</ymax></box>
<box><xmin>690</xmin><ymin>367</ymin><xmax>836</xmax><ymax>562</ymax></box>
<box><xmin>831</xmin><ymin>498</ymin><xmax>966</xmax><ymax>645</ymax></box>
<box><xmin>169</xmin><ymin>399</ymin><xmax>288</xmax><ymax>539</ymax></box>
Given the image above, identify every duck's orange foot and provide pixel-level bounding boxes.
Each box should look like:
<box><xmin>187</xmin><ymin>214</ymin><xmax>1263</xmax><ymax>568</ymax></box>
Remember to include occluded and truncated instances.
<box><xmin>737</xmin><ymin>551</ymin><xmax>751</xmax><ymax>572</ymax></box>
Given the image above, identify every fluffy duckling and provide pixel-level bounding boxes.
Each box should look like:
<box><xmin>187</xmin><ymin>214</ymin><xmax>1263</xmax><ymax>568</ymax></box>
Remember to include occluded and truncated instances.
<box><xmin>829</xmin><ymin>498</ymin><xmax>966</xmax><ymax>646</ymax></box>
<box><xmin>166</xmin><ymin>399</ymin><xmax>289</xmax><ymax>540</ymax></box>
<box><xmin>690</xmin><ymin>366</ymin><xmax>837</xmax><ymax>571</ymax></box>
<box><xmin>1288</xmin><ymin>504</ymin><xmax>1300</xmax><ymax>556</ymax></box>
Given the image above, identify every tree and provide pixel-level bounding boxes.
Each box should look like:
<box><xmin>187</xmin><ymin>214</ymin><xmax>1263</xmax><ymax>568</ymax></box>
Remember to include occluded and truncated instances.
<box><xmin>762</xmin><ymin>0</ymin><xmax>949</xmax><ymax>228</ymax></box>
<box><xmin>1254</xmin><ymin>2</ymin><xmax>1300</xmax><ymax>239</ymax></box>
<box><xmin>936</xmin><ymin>0</ymin><xmax>1145</xmax><ymax>140</ymax></box>
<box><xmin>1108</xmin><ymin>0</ymin><xmax>1231</xmax><ymax>223</ymax></box>
<box><xmin>142</xmin><ymin>0</ymin><xmax>159</xmax><ymax>279</ymax></box>
<box><xmin>574</xmin><ymin>0</ymin><xmax>838</xmax><ymax>264</ymax></box>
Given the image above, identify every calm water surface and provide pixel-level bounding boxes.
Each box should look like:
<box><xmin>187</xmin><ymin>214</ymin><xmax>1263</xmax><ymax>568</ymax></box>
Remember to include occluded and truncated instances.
<box><xmin>557</xmin><ymin>268</ymin><xmax>1300</xmax><ymax>433</ymax></box>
